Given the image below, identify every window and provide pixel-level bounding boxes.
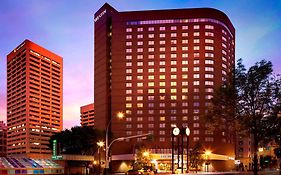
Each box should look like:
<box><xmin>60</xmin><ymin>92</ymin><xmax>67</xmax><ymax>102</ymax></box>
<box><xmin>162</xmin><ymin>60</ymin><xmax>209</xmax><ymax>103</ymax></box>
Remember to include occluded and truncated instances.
<box><xmin>182</xmin><ymin>60</ymin><xmax>188</xmax><ymax>65</ymax></box>
<box><xmin>148</xmin><ymin>27</ymin><xmax>154</xmax><ymax>31</ymax></box>
<box><xmin>171</xmin><ymin>40</ymin><xmax>177</xmax><ymax>44</ymax></box>
<box><xmin>194</xmin><ymin>60</ymin><xmax>199</xmax><ymax>64</ymax></box>
<box><xmin>193</xmin><ymin>74</ymin><xmax>200</xmax><ymax>78</ymax></box>
<box><xmin>205</xmin><ymin>39</ymin><xmax>214</xmax><ymax>44</ymax></box>
<box><xmin>126</xmin><ymin>35</ymin><xmax>132</xmax><ymax>39</ymax></box>
<box><xmin>137</xmin><ymin>34</ymin><xmax>143</xmax><ymax>39</ymax></box>
<box><xmin>205</xmin><ymin>60</ymin><xmax>214</xmax><ymax>64</ymax></box>
<box><xmin>171</xmin><ymin>68</ymin><xmax>177</xmax><ymax>72</ymax></box>
<box><xmin>182</xmin><ymin>75</ymin><xmax>188</xmax><ymax>79</ymax></box>
<box><xmin>148</xmin><ymin>82</ymin><xmax>154</xmax><ymax>87</ymax></box>
<box><xmin>160</xmin><ymin>47</ymin><xmax>165</xmax><ymax>52</ymax></box>
<box><xmin>194</xmin><ymin>39</ymin><xmax>200</xmax><ymax>43</ymax></box>
<box><xmin>160</xmin><ymin>61</ymin><xmax>165</xmax><ymax>66</ymax></box>
<box><xmin>205</xmin><ymin>88</ymin><xmax>214</xmax><ymax>93</ymax></box>
<box><xmin>160</xmin><ymin>26</ymin><xmax>165</xmax><ymax>31</ymax></box>
<box><xmin>160</xmin><ymin>40</ymin><xmax>165</xmax><ymax>45</ymax></box>
<box><xmin>205</xmin><ymin>53</ymin><xmax>214</xmax><ymax>58</ymax></box>
<box><xmin>148</xmin><ymin>34</ymin><xmax>154</xmax><ymax>38</ymax></box>
<box><xmin>194</xmin><ymin>32</ymin><xmax>200</xmax><ymax>36</ymax></box>
<box><xmin>137</xmin><ymin>76</ymin><xmax>143</xmax><ymax>80</ymax></box>
<box><xmin>126</xmin><ymin>42</ymin><xmax>132</xmax><ymax>46</ymax></box>
<box><xmin>171</xmin><ymin>33</ymin><xmax>177</xmax><ymax>37</ymax></box>
<box><xmin>193</xmin><ymin>46</ymin><xmax>200</xmax><ymax>50</ymax></box>
<box><xmin>171</xmin><ymin>82</ymin><xmax>177</xmax><ymax>86</ymax></box>
<box><xmin>182</xmin><ymin>88</ymin><xmax>188</xmax><ymax>93</ymax></box>
<box><xmin>171</xmin><ymin>26</ymin><xmax>177</xmax><ymax>30</ymax></box>
<box><xmin>182</xmin><ymin>53</ymin><xmax>188</xmax><ymax>58</ymax></box>
<box><xmin>193</xmin><ymin>123</ymin><xmax>199</xmax><ymax>128</ymax></box>
<box><xmin>205</xmin><ymin>32</ymin><xmax>214</xmax><ymax>36</ymax></box>
<box><xmin>159</xmin><ymin>68</ymin><xmax>165</xmax><ymax>72</ymax></box>
<box><xmin>137</xmin><ymin>41</ymin><xmax>143</xmax><ymax>46</ymax></box>
<box><xmin>171</xmin><ymin>61</ymin><xmax>177</xmax><ymax>65</ymax></box>
<box><xmin>205</xmin><ymin>74</ymin><xmax>214</xmax><ymax>78</ymax></box>
<box><xmin>205</xmin><ymin>46</ymin><xmax>214</xmax><ymax>50</ymax></box>
<box><xmin>182</xmin><ymin>46</ymin><xmax>188</xmax><ymax>51</ymax></box>
<box><xmin>148</xmin><ymin>96</ymin><xmax>154</xmax><ymax>101</ymax></box>
<box><xmin>137</xmin><ymin>55</ymin><xmax>143</xmax><ymax>59</ymax></box>
<box><xmin>126</xmin><ymin>55</ymin><xmax>132</xmax><ymax>60</ymax></box>
<box><xmin>205</xmin><ymin>137</ymin><xmax>214</xmax><ymax>142</ymax></box>
<box><xmin>137</xmin><ymin>83</ymin><xmax>143</xmax><ymax>87</ymax></box>
<box><xmin>171</xmin><ymin>47</ymin><xmax>177</xmax><ymax>51</ymax></box>
<box><xmin>205</xmin><ymin>81</ymin><xmax>214</xmax><ymax>85</ymax></box>
<box><xmin>126</xmin><ymin>49</ymin><xmax>132</xmax><ymax>53</ymax></box>
<box><xmin>126</xmin><ymin>28</ymin><xmax>132</xmax><ymax>32</ymax></box>
<box><xmin>182</xmin><ymin>32</ymin><xmax>188</xmax><ymax>37</ymax></box>
<box><xmin>159</xmin><ymin>75</ymin><xmax>165</xmax><ymax>79</ymax></box>
<box><xmin>137</xmin><ymin>62</ymin><xmax>143</xmax><ymax>66</ymax></box>
<box><xmin>205</xmin><ymin>25</ymin><xmax>214</xmax><ymax>29</ymax></box>
<box><xmin>137</xmin><ymin>69</ymin><xmax>143</xmax><ymax>73</ymax></box>
<box><xmin>182</xmin><ymin>40</ymin><xmax>188</xmax><ymax>44</ymax></box>
<box><xmin>194</xmin><ymin>25</ymin><xmax>200</xmax><ymax>29</ymax></box>
<box><xmin>137</xmin><ymin>27</ymin><xmax>143</xmax><ymax>32</ymax></box>
<box><xmin>159</xmin><ymin>123</ymin><xmax>165</xmax><ymax>128</ymax></box>
<box><xmin>160</xmin><ymin>54</ymin><xmax>165</xmax><ymax>59</ymax></box>
<box><xmin>126</xmin><ymin>69</ymin><xmax>132</xmax><ymax>73</ymax></box>
<box><xmin>205</xmin><ymin>67</ymin><xmax>214</xmax><ymax>71</ymax></box>
<box><xmin>148</xmin><ymin>62</ymin><xmax>154</xmax><ymax>66</ymax></box>
<box><xmin>194</xmin><ymin>67</ymin><xmax>199</xmax><ymax>71</ymax></box>
<box><xmin>159</xmin><ymin>82</ymin><xmax>165</xmax><ymax>86</ymax></box>
<box><xmin>193</xmin><ymin>81</ymin><xmax>200</xmax><ymax>85</ymax></box>
<box><xmin>194</xmin><ymin>53</ymin><xmax>200</xmax><ymax>57</ymax></box>
<box><xmin>126</xmin><ymin>62</ymin><xmax>132</xmax><ymax>67</ymax></box>
<box><xmin>137</xmin><ymin>124</ymin><xmax>143</xmax><ymax>128</ymax></box>
<box><xmin>126</xmin><ymin>76</ymin><xmax>132</xmax><ymax>80</ymax></box>
<box><xmin>171</xmin><ymin>75</ymin><xmax>177</xmax><ymax>79</ymax></box>
<box><xmin>126</xmin><ymin>96</ymin><xmax>132</xmax><ymax>101</ymax></box>
<box><xmin>159</xmin><ymin>89</ymin><xmax>165</xmax><ymax>93</ymax></box>
<box><xmin>148</xmin><ymin>48</ymin><xmax>154</xmax><ymax>52</ymax></box>
<box><xmin>137</xmin><ymin>96</ymin><xmax>143</xmax><ymax>101</ymax></box>
<box><xmin>194</xmin><ymin>130</ymin><xmax>199</xmax><ymax>135</ymax></box>
<box><xmin>160</xmin><ymin>34</ymin><xmax>165</xmax><ymax>38</ymax></box>
<box><xmin>182</xmin><ymin>26</ymin><xmax>188</xmax><ymax>30</ymax></box>
<box><xmin>126</xmin><ymin>90</ymin><xmax>132</xmax><ymax>94</ymax></box>
<box><xmin>137</xmin><ymin>48</ymin><xmax>143</xmax><ymax>52</ymax></box>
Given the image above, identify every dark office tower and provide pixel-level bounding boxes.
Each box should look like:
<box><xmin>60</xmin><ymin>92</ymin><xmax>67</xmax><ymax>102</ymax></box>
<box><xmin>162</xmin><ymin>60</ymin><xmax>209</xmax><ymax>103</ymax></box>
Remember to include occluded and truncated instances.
<box><xmin>0</xmin><ymin>121</ymin><xmax>7</xmax><ymax>157</ymax></box>
<box><xmin>80</xmin><ymin>103</ymin><xmax>95</xmax><ymax>127</ymax></box>
<box><xmin>94</xmin><ymin>3</ymin><xmax>235</xmax><ymax>171</ymax></box>
<box><xmin>7</xmin><ymin>40</ymin><xmax>63</xmax><ymax>158</ymax></box>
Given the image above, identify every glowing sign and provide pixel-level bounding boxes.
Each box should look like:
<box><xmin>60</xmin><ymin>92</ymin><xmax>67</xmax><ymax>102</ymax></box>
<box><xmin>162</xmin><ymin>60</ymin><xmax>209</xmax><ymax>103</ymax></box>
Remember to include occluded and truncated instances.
<box><xmin>94</xmin><ymin>9</ymin><xmax>107</xmax><ymax>22</ymax></box>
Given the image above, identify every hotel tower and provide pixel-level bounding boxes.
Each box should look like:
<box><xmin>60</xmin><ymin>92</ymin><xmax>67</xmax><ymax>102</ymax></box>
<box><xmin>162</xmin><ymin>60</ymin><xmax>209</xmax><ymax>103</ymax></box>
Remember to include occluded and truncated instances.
<box><xmin>94</xmin><ymin>3</ymin><xmax>235</xmax><ymax>171</ymax></box>
<box><xmin>7</xmin><ymin>40</ymin><xmax>63</xmax><ymax>158</ymax></box>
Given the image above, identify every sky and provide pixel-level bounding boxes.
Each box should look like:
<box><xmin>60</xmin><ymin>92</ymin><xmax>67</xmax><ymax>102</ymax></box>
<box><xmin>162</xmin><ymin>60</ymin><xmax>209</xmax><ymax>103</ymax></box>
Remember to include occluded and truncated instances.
<box><xmin>0</xmin><ymin>0</ymin><xmax>280</xmax><ymax>129</ymax></box>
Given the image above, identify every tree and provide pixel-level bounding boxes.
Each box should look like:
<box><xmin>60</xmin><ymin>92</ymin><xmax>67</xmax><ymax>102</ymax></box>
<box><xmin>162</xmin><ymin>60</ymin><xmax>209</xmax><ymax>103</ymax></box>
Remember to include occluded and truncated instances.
<box><xmin>204</xmin><ymin>59</ymin><xmax>281</xmax><ymax>175</ymax></box>
<box><xmin>189</xmin><ymin>142</ymin><xmax>204</xmax><ymax>173</ymax></box>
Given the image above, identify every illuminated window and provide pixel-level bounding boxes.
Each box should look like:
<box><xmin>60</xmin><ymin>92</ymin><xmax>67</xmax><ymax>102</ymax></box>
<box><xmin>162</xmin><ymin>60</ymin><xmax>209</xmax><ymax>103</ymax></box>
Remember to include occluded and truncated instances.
<box><xmin>205</xmin><ymin>25</ymin><xmax>214</xmax><ymax>29</ymax></box>
<box><xmin>126</xmin><ymin>124</ymin><xmax>132</xmax><ymax>129</ymax></box>
<box><xmin>137</xmin><ymin>55</ymin><xmax>143</xmax><ymax>59</ymax></box>
<box><xmin>205</xmin><ymin>60</ymin><xmax>214</xmax><ymax>64</ymax></box>
<box><xmin>182</xmin><ymin>53</ymin><xmax>188</xmax><ymax>58</ymax></box>
<box><xmin>171</xmin><ymin>68</ymin><xmax>177</xmax><ymax>72</ymax></box>
<box><xmin>126</xmin><ymin>69</ymin><xmax>132</xmax><ymax>73</ymax></box>
<box><xmin>205</xmin><ymin>46</ymin><xmax>214</xmax><ymax>50</ymax></box>
<box><xmin>148</xmin><ymin>111</ymin><xmax>154</xmax><ymax>115</ymax></box>
<box><xmin>148</xmin><ymin>55</ymin><xmax>154</xmax><ymax>59</ymax></box>
<box><xmin>137</xmin><ymin>103</ymin><xmax>143</xmax><ymax>108</ymax></box>
<box><xmin>194</xmin><ymin>102</ymin><xmax>200</xmax><ymax>107</ymax></box>
<box><xmin>171</xmin><ymin>95</ymin><xmax>177</xmax><ymax>100</ymax></box>
<box><xmin>193</xmin><ymin>123</ymin><xmax>199</xmax><ymax>128</ymax></box>
<box><xmin>126</xmin><ymin>90</ymin><xmax>132</xmax><ymax>94</ymax></box>
<box><xmin>205</xmin><ymin>81</ymin><xmax>214</xmax><ymax>85</ymax></box>
<box><xmin>194</xmin><ymin>67</ymin><xmax>199</xmax><ymax>71</ymax></box>
<box><xmin>159</xmin><ymin>75</ymin><xmax>165</xmax><ymax>79</ymax></box>
<box><xmin>148</xmin><ymin>82</ymin><xmax>154</xmax><ymax>87</ymax></box>
<box><xmin>126</xmin><ymin>42</ymin><xmax>132</xmax><ymax>46</ymax></box>
<box><xmin>137</xmin><ymin>83</ymin><xmax>143</xmax><ymax>87</ymax></box>
<box><xmin>182</xmin><ymin>81</ymin><xmax>188</xmax><ymax>86</ymax></box>
<box><xmin>137</xmin><ymin>124</ymin><xmax>143</xmax><ymax>128</ymax></box>
<box><xmin>137</xmin><ymin>41</ymin><xmax>143</xmax><ymax>45</ymax></box>
<box><xmin>194</xmin><ymin>32</ymin><xmax>200</xmax><ymax>36</ymax></box>
<box><xmin>182</xmin><ymin>67</ymin><xmax>188</xmax><ymax>72</ymax></box>
<box><xmin>182</xmin><ymin>46</ymin><xmax>188</xmax><ymax>51</ymax></box>
<box><xmin>160</xmin><ymin>137</ymin><xmax>165</xmax><ymax>142</ymax></box>
<box><xmin>194</xmin><ymin>130</ymin><xmax>199</xmax><ymax>135</ymax></box>
<box><xmin>148</xmin><ymin>68</ymin><xmax>154</xmax><ymax>73</ymax></box>
<box><xmin>159</xmin><ymin>89</ymin><xmax>165</xmax><ymax>93</ymax></box>
<box><xmin>126</xmin><ymin>76</ymin><xmax>132</xmax><ymax>80</ymax></box>
<box><xmin>205</xmin><ymin>39</ymin><xmax>214</xmax><ymax>44</ymax></box>
<box><xmin>148</xmin><ymin>89</ymin><xmax>154</xmax><ymax>94</ymax></box>
<box><xmin>193</xmin><ymin>74</ymin><xmax>200</xmax><ymax>78</ymax></box>
<box><xmin>137</xmin><ymin>48</ymin><xmax>143</xmax><ymax>52</ymax></box>
<box><xmin>137</xmin><ymin>96</ymin><xmax>143</xmax><ymax>101</ymax></box>
<box><xmin>160</xmin><ymin>40</ymin><xmax>165</xmax><ymax>45</ymax></box>
<box><xmin>193</xmin><ymin>137</ymin><xmax>199</xmax><ymax>141</ymax></box>
<box><xmin>182</xmin><ymin>116</ymin><xmax>188</xmax><ymax>121</ymax></box>
<box><xmin>137</xmin><ymin>69</ymin><xmax>143</xmax><ymax>73</ymax></box>
<box><xmin>137</xmin><ymin>76</ymin><xmax>143</xmax><ymax>80</ymax></box>
<box><xmin>171</xmin><ymin>82</ymin><xmax>177</xmax><ymax>86</ymax></box>
<box><xmin>205</xmin><ymin>95</ymin><xmax>213</xmax><ymax>99</ymax></box>
<box><xmin>137</xmin><ymin>27</ymin><xmax>143</xmax><ymax>32</ymax></box>
<box><xmin>160</xmin><ymin>34</ymin><xmax>165</xmax><ymax>38</ymax></box>
<box><xmin>171</xmin><ymin>26</ymin><xmax>177</xmax><ymax>30</ymax></box>
<box><xmin>205</xmin><ymin>74</ymin><xmax>214</xmax><ymax>78</ymax></box>
<box><xmin>160</xmin><ymin>47</ymin><xmax>165</xmax><ymax>52</ymax></box>
<box><xmin>171</xmin><ymin>61</ymin><xmax>177</xmax><ymax>65</ymax></box>
<box><xmin>194</xmin><ymin>53</ymin><xmax>200</xmax><ymax>57</ymax></box>
<box><xmin>126</xmin><ymin>49</ymin><xmax>132</xmax><ymax>53</ymax></box>
<box><xmin>182</xmin><ymin>74</ymin><xmax>188</xmax><ymax>79</ymax></box>
<box><xmin>193</xmin><ymin>81</ymin><xmax>200</xmax><ymax>85</ymax></box>
<box><xmin>182</xmin><ymin>32</ymin><xmax>188</xmax><ymax>37</ymax></box>
<box><xmin>137</xmin><ymin>62</ymin><xmax>143</xmax><ymax>66</ymax></box>
<box><xmin>160</xmin><ymin>54</ymin><xmax>165</xmax><ymax>59</ymax></box>
<box><xmin>205</xmin><ymin>137</ymin><xmax>214</xmax><ymax>142</ymax></box>
<box><xmin>171</xmin><ymin>75</ymin><xmax>177</xmax><ymax>79</ymax></box>
<box><xmin>170</xmin><ymin>54</ymin><xmax>176</xmax><ymax>58</ymax></box>
<box><xmin>205</xmin><ymin>67</ymin><xmax>214</xmax><ymax>71</ymax></box>
<box><xmin>182</xmin><ymin>26</ymin><xmax>188</xmax><ymax>29</ymax></box>
<box><xmin>171</xmin><ymin>33</ymin><xmax>177</xmax><ymax>37</ymax></box>
<box><xmin>205</xmin><ymin>88</ymin><xmax>214</xmax><ymax>93</ymax></box>
<box><xmin>126</xmin><ymin>103</ymin><xmax>132</xmax><ymax>108</ymax></box>
<box><xmin>222</xmin><ymin>50</ymin><xmax>227</xmax><ymax>55</ymax></box>
<box><xmin>222</xmin><ymin>43</ymin><xmax>227</xmax><ymax>48</ymax></box>
<box><xmin>171</xmin><ymin>89</ymin><xmax>177</xmax><ymax>93</ymax></box>
<box><xmin>171</xmin><ymin>40</ymin><xmax>177</xmax><ymax>44</ymax></box>
<box><xmin>148</xmin><ymin>124</ymin><xmax>154</xmax><ymax>128</ymax></box>
<box><xmin>148</xmin><ymin>96</ymin><xmax>154</xmax><ymax>101</ymax></box>
<box><xmin>171</xmin><ymin>47</ymin><xmax>177</xmax><ymax>51</ymax></box>
<box><xmin>205</xmin><ymin>53</ymin><xmax>214</xmax><ymax>58</ymax></box>
<box><xmin>160</xmin><ymin>116</ymin><xmax>165</xmax><ymax>121</ymax></box>
<box><xmin>182</xmin><ymin>40</ymin><xmax>188</xmax><ymax>44</ymax></box>
<box><xmin>205</xmin><ymin>32</ymin><xmax>214</xmax><ymax>36</ymax></box>
<box><xmin>159</xmin><ymin>68</ymin><xmax>165</xmax><ymax>72</ymax></box>
<box><xmin>159</xmin><ymin>103</ymin><xmax>165</xmax><ymax>107</ymax></box>
<box><xmin>194</xmin><ymin>25</ymin><xmax>200</xmax><ymax>29</ymax></box>
<box><xmin>126</xmin><ymin>96</ymin><xmax>132</xmax><ymax>101</ymax></box>
<box><xmin>126</xmin><ymin>35</ymin><xmax>132</xmax><ymax>39</ymax></box>
<box><xmin>182</xmin><ymin>95</ymin><xmax>188</xmax><ymax>100</ymax></box>
<box><xmin>147</xmin><ymin>75</ymin><xmax>153</xmax><ymax>80</ymax></box>
<box><xmin>160</xmin><ymin>26</ymin><xmax>165</xmax><ymax>31</ymax></box>
<box><xmin>182</xmin><ymin>88</ymin><xmax>188</xmax><ymax>93</ymax></box>
<box><xmin>160</xmin><ymin>110</ymin><xmax>165</xmax><ymax>114</ymax></box>
<box><xmin>137</xmin><ymin>34</ymin><xmax>143</xmax><ymax>39</ymax></box>
<box><xmin>160</xmin><ymin>61</ymin><xmax>165</xmax><ymax>66</ymax></box>
<box><xmin>194</xmin><ymin>60</ymin><xmax>199</xmax><ymax>64</ymax></box>
<box><xmin>148</xmin><ymin>41</ymin><xmax>154</xmax><ymax>45</ymax></box>
<box><xmin>126</xmin><ymin>28</ymin><xmax>132</xmax><ymax>32</ymax></box>
<box><xmin>148</xmin><ymin>27</ymin><xmax>154</xmax><ymax>31</ymax></box>
<box><xmin>194</xmin><ymin>116</ymin><xmax>199</xmax><ymax>120</ymax></box>
<box><xmin>194</xmin><ymin>39</ymin><xmax>200</xmax><ymax>43</ymax></box>
<box><xmin>159</xmin><ymin>82</ymin><xmax>166</xmax><ymax>86</ymax></box>
<box><xmin>148</xmin><ymin>34</ymin><xmax>154</xmax><ymax>38</ymax></box>
<box><xmin>222</xmin><ymin>36</ymin><xmax>227</xmax><ymax>42</ymax></box>
<box><xmin>126</xmin><ymin>83</ymin><xmax>132</xmax><ymax>87</ymax></box>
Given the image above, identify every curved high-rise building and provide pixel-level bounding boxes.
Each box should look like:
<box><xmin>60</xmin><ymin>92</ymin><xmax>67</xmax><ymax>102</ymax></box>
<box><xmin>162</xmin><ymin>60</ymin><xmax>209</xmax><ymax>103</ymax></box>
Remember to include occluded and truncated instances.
<box><xmin>94</xmin><ymin>3</ymin><xmax>235</xmax><ymax>172</ymax></box>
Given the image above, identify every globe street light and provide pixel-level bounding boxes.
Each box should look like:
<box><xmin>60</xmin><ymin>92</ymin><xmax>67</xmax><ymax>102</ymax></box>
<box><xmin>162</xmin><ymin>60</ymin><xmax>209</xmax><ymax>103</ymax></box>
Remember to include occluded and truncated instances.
<box><xmin>105</xmin><ymin>112</ymin><xmax>125</xmax><ymax>175</ymax></box>
<box><xmin>205</xmin><ymin>150</ymin><xmax>212</xmax><ymax>172</ymax></box>
<box><xmin>185</xmin><ymin>127</ymin><xmax>190</xmax><ymax>173</ymax></box>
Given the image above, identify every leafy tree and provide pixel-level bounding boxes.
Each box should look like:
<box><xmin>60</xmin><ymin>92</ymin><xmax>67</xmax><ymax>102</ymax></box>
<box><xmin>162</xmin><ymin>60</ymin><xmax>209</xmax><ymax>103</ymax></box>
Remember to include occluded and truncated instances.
<box><xmin>204</xmin><ymin>59</ymin><xmax>281</xmax><ymax>175</ymax></box>
<box><xmin>49</xmin><ymin>126</ymin><xmax>104</xmax><ymax>155</ymax></box>
<box><xmin>189</xmin><ymin>142</ymin><xmax>204</xmax><ymax>173</ymax></box>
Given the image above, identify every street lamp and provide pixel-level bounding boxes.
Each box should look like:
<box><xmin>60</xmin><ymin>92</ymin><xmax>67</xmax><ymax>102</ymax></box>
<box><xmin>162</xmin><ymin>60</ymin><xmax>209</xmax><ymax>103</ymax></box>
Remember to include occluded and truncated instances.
<box><xmin>105</xmin><ymin>112</ymin><xmax>125</xmax><ymax>175</ymax></box>
<box><xmin>204</xmin><ymin>150</ymin><xmax>212</xmax><ymax>172</ymax></box>
<box><xmin>97</xmin><ymin>141</ymin><xmax>105</xmax><ymax>175</ymax></box>
<box><xmin>185</xmin><ymin>127</ymin><xmax>190</xmax><ymax>173</ymax></box>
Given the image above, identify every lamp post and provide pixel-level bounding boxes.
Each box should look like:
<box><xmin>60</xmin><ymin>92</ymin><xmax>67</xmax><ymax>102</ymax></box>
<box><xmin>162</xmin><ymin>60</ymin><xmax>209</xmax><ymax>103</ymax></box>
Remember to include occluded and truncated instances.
<box><xmin>105</xmin><ymin>112</ymin><xmax>125</xmax><ymax>175</ymax></box>
<box><xmin>205</xmin><ymin>150</ymin><xmax>211</xmax><ymax>172</ymax></box>
<box><xmin>97</xmin><ymin>141</ymin><xmax>105</xmax><ymax>175</ymax></box>
<box><xmin>185</xmin><ymin>127</ymin><xmax>190</xmax><ymax>173</ymax></box>
<box><xmin>172</xmin><ymin>127</ymin><xmax>180</xmax><ymax>174</ymax></box>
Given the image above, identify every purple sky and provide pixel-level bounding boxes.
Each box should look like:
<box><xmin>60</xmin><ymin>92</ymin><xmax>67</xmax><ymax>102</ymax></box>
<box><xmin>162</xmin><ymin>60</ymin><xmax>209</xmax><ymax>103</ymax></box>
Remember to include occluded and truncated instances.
<box><xmin>0</xmin><ymin>0</ymin><xmax>280</xmax><ymax>129</ymax></box>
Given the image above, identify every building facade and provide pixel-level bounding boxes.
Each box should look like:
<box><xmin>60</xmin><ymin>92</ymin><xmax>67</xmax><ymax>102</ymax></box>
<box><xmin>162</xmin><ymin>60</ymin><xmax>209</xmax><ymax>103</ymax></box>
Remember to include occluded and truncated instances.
<box><xmin>80</xmin><ymin>103</ymin><xmax>95</xmax><ymax>127</ymax></box>
<box><xmin>7</xmin><ymin>40</ymin><xmax>63</xmax><ymax>158</ymax></box>
<box><xmin>94</xmin><ymin>3</ymin><xmax>235</xmax><ymax>172</ymax></box>
<box><xmin>0</xmin><ymin>121</ymin><xmax>7</xmax><ymax>157</ymax></box>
